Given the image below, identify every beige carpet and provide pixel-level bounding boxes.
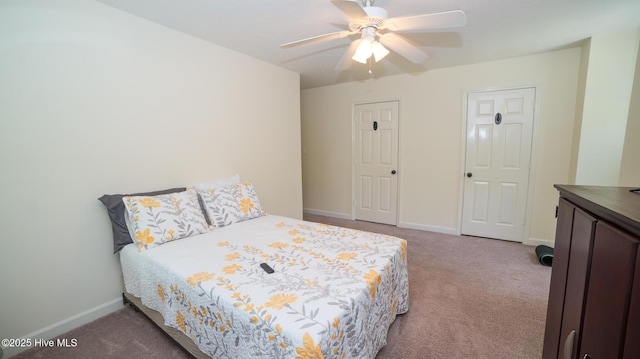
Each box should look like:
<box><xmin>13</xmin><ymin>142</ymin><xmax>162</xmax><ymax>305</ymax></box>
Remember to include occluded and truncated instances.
<box><xmin>14</xmin><ymin>214</ymin><xmax>551</xmax><ymax>359</ymax></box>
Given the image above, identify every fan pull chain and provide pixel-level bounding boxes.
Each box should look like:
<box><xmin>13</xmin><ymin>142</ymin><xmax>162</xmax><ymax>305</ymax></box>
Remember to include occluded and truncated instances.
<box><xmin>368</xmin><ymin>57</ymin><xmax>373</xmax><ymax>74</ymax></box>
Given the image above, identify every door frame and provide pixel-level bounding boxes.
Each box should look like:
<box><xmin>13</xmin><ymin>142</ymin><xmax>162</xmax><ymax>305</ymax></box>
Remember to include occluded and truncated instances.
<box><xmin>457</xmin><ymin>84</ymin><xmax>541</xmax><ymax>243</ymax></box>
<box><xmin>351</xmin><ymin>98</ymin><xmax>401</xmax><ymax>224</ymax></box>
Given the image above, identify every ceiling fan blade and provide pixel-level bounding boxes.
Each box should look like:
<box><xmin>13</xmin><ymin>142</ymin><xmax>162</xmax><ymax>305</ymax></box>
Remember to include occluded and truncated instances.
<box><xmin>335</xmin><ymin>39</ymin><xmax>362</xmax><ymax>71</ymax></box>
<box><xmin>281</xmin><ymin>30</ymin><xmax>354</xmax><ymax>48</ymax></box>
<box><xmin>385</xmin><ymin>10</ymin><xmax>467</xmax><ymax>32</ymax></box>
<box><xmin>378</xmin><ymin>33</ymin><xmax>429</xmax><ymax>63</ymax></box>
<box><xmin>331</xmin><ymin>0</ymin><xmax>368</xmax><ymax>20</ymax></box>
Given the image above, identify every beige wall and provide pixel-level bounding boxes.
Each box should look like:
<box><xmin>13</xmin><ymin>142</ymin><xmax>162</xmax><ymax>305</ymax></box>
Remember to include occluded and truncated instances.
<box><xmin>0</xmin><ymin>0</ymin><xmax>301</xmax><ymax>349</ymax></box>
<box><xmin>619</xmin><ymin>39</ymin><xmax>640</xmax><ymax>186</ymax></box>
<box><xmin>301</xmin><ymin>47</ymin><xmax>583</xmax><ymax>244</ymax></box>
<box><xmin>575</xmin><ymin>29</ymin><xmax>640</xmax><ymax>185</ymax></box>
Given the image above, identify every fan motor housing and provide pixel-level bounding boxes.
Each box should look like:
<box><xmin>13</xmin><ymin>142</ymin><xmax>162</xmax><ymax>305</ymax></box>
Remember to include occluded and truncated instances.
<box><xmin>349</xmin><ymin>6</ymin><xmax>388</xmax><ymax>31</ymax></box>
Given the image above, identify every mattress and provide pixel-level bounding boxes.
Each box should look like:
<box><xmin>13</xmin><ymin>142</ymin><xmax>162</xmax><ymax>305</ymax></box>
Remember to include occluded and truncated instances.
<box><xmin>120</xmin><ymin>215</ymin><xmax>409</xmax><ymax>358</ymax></box>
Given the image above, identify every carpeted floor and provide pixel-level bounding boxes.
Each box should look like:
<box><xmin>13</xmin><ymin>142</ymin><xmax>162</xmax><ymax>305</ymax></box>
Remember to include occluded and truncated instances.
<box><xmin>13</xmin><ymin>214</ymin><xmax>551</xmax><ymax>359</ymax></box>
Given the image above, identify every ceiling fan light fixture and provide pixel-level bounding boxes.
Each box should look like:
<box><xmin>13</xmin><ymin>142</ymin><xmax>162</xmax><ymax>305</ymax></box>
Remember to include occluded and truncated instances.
<box><xmin>352</xmin><ymin>38</ymin><xmax>374</xmax><ymax>63</ymax></box>
<box><xmin>352</xmin><ymin>39</ymin><xmax>389</xmax><ymax>64</ymax></box>
<box><xmin>371</xmin><ymin>41</ymin><xmax>389</xmax><ymax>62</ymax></box>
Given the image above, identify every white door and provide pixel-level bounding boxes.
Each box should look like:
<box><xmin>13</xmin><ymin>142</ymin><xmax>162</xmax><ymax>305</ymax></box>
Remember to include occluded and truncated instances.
<box><xmin>354</xmin><ymin>101</ymin><xmax>399</xmax><ymax>225</ymax></box>
<box><xmin>461</xmin><ymin>88</ymin><xmax>536</xmax><ymax>242</ymax></box>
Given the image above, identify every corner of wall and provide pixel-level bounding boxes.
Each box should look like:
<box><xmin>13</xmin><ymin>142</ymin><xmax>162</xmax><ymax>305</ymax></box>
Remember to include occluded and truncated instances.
<box><xmin>568</xmin><ymin>39</ymin><xmax>591</xmax><ymax>185</ymax></box>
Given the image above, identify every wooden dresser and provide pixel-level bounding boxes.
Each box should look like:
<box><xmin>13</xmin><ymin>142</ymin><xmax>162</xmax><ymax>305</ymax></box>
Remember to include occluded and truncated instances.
<box><xmin>542</xmin><ymin>185</ymin><xmax>640</xmax><ymax>359</ymax></box>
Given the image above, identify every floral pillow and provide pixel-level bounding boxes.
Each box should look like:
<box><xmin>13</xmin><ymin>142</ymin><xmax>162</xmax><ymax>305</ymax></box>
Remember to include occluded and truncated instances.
<box><xmin>123</xmin><ymin>189</ymin><xmax>210</xmax><ymax>251</ymax></box>
<box><xmin>191</xmin><ymin>174</ymin><xmax>240</xmax><ymax>192</ymax></box>
<box><xmin>197</xmin><ymin>181</ymin><xmax>265</xmax><ymax>228</ymax></box>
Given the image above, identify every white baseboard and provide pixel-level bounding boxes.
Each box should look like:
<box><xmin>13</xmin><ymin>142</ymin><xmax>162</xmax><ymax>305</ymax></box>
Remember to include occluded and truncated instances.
<box><xmin>398</xmin><ymin>221</ymin><xmax>458</xmax><ymax>236</ymax></box>
<box><xmin>2</xmin><ymin>297</ymin><xmax>123</xmax><ymax>358</ymax></box>
<box><xmin>524</xmin><ymin>237</ymin><xmax>555</xmax><ymax>247</ymax></box>
<box><xmin>303</xmin><ymin>208</ymin><xmax>352</xmax><ymax>220</ymax></box>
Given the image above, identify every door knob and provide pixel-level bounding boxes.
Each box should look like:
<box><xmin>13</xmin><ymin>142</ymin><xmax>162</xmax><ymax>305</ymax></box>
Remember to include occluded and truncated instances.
<box><xmin>391</xmin><ymin>170</ymin><xmax>397</xmax><ymax>175</ymax></box>
<box><xmin>466</xmin><ymin>172</ymin><xmax>473</xmax><ymax>177</ymax></box>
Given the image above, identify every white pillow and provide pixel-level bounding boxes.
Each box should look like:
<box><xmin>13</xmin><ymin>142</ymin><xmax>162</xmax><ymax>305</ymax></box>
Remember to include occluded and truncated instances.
<box><xmin>123</xmin><ymin>189</ymin><xmax>210</xmax><ymax>251</ymax></box>
<box><xmin>197</xmin><ymin>181</ymin><xmax>265</xmax><ymax>228</ymax></box>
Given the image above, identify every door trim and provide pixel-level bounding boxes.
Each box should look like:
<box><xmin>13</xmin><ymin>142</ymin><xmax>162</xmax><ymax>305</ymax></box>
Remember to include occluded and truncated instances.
<box><xmin>351</xmin><ymin>98</ymin><xmax>401</xmax><ymax>224</ymax></box>
<box><xmin>457</xmin><ymin>84</ymin><xmax>541</xmax><ymax>243</ymax></box>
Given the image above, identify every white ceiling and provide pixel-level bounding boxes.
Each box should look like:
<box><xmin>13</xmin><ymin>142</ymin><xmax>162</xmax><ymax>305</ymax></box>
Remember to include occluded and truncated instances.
<box><xmin>97</xmin><ymin>0</ymin><xmax>640</xmax><ymax>90</ymax></box>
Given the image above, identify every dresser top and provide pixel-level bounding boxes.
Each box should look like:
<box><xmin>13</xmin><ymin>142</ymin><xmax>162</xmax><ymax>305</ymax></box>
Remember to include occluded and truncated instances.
<box><xmin>555</xmin><ymin>185</ymin><xmax>640</xmax><ymax>236</ymax></box>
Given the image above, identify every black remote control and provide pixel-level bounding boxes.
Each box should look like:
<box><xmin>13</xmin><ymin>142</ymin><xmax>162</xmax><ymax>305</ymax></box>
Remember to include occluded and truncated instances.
<box><xmin>260</xmin><ymin>263</ymin><xmax>274</xmax><ymax>274</ymax></box>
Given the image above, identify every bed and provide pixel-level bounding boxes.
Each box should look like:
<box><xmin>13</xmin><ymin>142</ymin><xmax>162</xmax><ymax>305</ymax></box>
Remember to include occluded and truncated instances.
<box><xmin>101</xmin><ymin>178</ymin><xmax>409</xmax><ymax>359</ymax></box>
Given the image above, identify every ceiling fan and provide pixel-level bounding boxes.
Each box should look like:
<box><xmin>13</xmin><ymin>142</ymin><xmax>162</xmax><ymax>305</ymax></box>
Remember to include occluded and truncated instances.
<box><xmin>281</xmin><ymin>0</ymin><xmax>467</xmax><ymax>71</ymax></box>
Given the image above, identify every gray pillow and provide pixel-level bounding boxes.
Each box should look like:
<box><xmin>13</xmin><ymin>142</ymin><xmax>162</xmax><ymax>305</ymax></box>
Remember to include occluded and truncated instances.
<box><xmin>99</xmin><ymin>187</ymin><xmax>186</xmax><ymax>253</ymax></box>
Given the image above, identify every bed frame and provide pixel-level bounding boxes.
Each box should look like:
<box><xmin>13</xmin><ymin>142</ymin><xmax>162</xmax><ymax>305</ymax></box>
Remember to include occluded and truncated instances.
<box><xmin>122</xmin><ymin>291</ymin><xmax>210</xmax><ymax>358</ymax></box>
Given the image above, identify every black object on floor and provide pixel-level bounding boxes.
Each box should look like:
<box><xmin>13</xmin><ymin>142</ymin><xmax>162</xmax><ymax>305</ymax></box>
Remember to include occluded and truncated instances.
<box><xmin>535</xmin><ymin>245</ymin><xmax>554</xmax><ymax>266</ymax></box>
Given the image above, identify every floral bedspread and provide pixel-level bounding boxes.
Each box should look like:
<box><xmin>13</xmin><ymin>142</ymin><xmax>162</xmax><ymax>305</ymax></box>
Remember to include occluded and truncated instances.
<box><xmin>120</xmin><ymin>215</ymin><xmax>409</xmax><ymax>358</ymax></box>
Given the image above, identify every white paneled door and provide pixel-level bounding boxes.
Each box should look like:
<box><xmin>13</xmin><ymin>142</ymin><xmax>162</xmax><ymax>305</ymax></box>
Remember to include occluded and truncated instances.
<box><xmin>461</xmin><ymin>88</ymin><xmax>536</xmax><ymax>242</ymax></box>
<box><xmin>354</xmin><ymin>101</ymin><xmax>399</xmax><ymax>225</ymax></box>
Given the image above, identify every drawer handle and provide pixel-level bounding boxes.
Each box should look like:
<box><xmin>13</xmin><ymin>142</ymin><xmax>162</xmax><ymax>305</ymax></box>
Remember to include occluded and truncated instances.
<box><xmin>564</xmin><ymin>330</ymin><xmax>575</xmax><ymax>358</ymax></box>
